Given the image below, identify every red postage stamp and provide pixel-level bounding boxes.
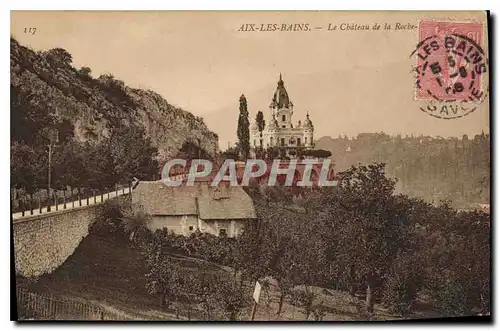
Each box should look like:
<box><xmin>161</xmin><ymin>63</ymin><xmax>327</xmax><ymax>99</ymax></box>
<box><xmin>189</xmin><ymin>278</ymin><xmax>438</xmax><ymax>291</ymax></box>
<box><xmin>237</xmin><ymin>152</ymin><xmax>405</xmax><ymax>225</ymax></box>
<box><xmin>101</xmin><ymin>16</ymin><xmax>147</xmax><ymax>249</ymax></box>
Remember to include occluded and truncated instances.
<box><xmin>412</xmin><ymin>21</ymin><xmax>487</xmax><ymax>103</ymax></box>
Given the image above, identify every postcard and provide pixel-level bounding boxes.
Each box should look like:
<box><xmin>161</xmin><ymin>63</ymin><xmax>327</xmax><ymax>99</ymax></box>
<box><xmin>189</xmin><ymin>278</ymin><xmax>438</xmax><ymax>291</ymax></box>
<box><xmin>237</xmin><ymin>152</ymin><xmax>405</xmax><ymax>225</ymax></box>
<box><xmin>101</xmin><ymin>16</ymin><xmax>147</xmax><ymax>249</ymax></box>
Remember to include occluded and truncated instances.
<box><xmin>11</xmin><ymin>11</ymin><xmax>490</xmax><ymax>321</ymax></box>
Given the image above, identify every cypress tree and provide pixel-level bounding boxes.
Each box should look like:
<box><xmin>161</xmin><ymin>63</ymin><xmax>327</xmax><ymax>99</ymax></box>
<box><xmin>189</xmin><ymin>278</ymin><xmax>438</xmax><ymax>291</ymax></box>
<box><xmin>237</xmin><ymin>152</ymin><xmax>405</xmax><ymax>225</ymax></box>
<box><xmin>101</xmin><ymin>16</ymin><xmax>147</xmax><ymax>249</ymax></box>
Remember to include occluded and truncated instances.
<box><xmin>237</xmin><ymin>94</ymin><xmax>250</xmax><ymax>159</ymax></box>
<box><xmin>256</xmin><ymin>111</ymin><xmax>265</xmax><ymax>148</ymax></box>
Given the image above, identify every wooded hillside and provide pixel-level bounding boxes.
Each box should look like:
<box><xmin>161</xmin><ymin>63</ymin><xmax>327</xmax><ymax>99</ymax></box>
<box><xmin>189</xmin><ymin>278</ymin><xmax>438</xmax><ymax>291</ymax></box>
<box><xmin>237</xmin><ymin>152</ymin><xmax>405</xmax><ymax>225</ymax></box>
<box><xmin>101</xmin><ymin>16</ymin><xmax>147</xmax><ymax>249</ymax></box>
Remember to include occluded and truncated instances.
<box><xmin>315</xmin><ymin>133</ymin><xmax>490</xmax><ymax>208</ymax></box>
<box><xmin>11</xmin><ymin>38</ymin><xmax>219</xmax><ymax>196</ymax></box>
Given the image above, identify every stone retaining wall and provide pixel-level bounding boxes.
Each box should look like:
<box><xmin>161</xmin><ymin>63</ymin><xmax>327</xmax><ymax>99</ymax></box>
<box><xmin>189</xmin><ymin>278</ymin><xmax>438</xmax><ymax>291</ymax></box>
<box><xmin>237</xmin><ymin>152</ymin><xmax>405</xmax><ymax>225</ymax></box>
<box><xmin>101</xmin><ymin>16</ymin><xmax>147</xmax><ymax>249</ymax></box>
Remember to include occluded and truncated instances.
<box><xmin>13</xmin><ymin>204</ymin><xmax>102</xmax><ymax>277</ymax></box>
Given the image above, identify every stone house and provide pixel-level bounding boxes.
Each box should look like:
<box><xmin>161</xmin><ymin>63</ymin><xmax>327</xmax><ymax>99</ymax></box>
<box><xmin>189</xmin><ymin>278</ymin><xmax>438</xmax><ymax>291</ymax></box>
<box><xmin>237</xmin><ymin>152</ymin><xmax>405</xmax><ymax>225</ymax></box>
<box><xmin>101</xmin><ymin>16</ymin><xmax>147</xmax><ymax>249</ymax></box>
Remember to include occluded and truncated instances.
<box><xmin>132</xmin><ymin>180</ymin><xmax>257</xmax><ymax>237</ymax></box>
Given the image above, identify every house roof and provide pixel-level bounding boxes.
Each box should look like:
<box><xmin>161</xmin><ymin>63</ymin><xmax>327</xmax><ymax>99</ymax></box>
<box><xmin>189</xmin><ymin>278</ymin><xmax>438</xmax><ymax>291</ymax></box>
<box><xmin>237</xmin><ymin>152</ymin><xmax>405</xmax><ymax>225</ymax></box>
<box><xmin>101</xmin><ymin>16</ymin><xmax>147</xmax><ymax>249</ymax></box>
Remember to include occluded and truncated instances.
<box><xmin>197</xmin><ymin>185</ymin><xmax>257</xmax><ymax>220</ymax></box>
<box><xmin>132</xmin><ymin>181</ymin><xmax>257</xmax><ymax>220</ymax></box>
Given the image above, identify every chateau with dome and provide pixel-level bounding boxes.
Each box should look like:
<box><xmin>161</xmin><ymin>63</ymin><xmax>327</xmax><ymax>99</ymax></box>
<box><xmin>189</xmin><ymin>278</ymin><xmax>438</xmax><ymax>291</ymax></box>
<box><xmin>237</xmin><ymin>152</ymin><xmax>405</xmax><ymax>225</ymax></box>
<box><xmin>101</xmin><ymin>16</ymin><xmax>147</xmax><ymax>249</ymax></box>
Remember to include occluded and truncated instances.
<box><xmin>250</xmin><ymin>74</ymin><xmax>314</xmax><ymax>157</ymax></box>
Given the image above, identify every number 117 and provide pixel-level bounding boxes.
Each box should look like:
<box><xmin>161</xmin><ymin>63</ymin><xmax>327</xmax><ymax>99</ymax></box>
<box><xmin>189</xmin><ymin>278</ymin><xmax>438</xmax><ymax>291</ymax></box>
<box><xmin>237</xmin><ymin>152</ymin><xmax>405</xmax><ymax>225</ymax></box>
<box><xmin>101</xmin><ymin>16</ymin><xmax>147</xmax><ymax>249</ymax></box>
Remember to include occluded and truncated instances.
<box><xmin>24</xmin><ymin>28</ymin><xmax>36</xmax><ymax>35</ymax></box>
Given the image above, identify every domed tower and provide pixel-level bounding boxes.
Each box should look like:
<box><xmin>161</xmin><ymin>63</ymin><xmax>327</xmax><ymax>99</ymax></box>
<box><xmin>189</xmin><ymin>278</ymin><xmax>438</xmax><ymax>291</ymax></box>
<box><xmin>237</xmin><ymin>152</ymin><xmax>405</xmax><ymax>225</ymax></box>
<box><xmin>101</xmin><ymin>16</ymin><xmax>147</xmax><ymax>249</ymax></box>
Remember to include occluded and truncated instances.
<box><xmin>303</xmin><ymin>112</ymin><xmax>314</xmax><ymax>148</ymax></box>
<box><xmin>269</xmin><ymin>74</ymin><xmax>294</xmax><ymax>129</ymax></box>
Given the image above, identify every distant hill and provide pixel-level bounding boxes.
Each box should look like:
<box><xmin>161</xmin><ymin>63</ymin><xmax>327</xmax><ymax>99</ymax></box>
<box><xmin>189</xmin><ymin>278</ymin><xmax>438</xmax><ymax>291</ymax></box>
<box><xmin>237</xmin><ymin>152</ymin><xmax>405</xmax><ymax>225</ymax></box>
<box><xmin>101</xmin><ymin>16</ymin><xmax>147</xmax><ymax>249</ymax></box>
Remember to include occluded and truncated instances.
<box><xmin>315</xmin><ymin>133</ymin><xmax>490</xmax><ymax>208</ymax></box>
<box><xmin>10</xmin><ymin>38</ymin><xmax>219</xmax><ymax>163</ymax></box>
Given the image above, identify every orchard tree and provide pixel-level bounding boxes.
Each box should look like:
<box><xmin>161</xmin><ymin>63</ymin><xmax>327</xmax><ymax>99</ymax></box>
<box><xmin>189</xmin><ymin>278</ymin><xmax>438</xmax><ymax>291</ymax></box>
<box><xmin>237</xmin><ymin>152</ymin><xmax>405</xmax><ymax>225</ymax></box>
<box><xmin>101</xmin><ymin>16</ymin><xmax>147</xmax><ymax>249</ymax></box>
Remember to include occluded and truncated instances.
<box><xmin>319</xmin><ymin>163</ymin><xmax>409</xmax><ymax>314</ymax></box>
<box><xmin>213</xmin><ymin>273</ymin><xmax>248</xmax><ymax>320</ymax></box>
<box><xmin>144</xmin><ymin>239</ymin><xmax>180</xmax><ymax>308</ymax></box>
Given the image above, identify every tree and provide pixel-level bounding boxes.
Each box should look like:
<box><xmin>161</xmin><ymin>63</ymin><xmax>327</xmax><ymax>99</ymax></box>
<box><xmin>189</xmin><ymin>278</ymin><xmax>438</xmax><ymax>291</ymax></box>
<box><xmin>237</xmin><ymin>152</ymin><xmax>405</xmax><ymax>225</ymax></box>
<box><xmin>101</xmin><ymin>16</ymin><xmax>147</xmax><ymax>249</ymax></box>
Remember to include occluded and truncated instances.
<box><xmin>83</xmin><ymin>141</ymin><xmax>115</xmax><ymax>191</ymax></box>
<box><xmin>237</xmin><ymin>94</ymin><xmax>250</xmax><ymax>159</ymax></box>
<box><xmin>212</xmin><ymin>274</ymin><xmax>248</xmax><ymax>320</ymax></box>
<box><xmin>316</xmin><ymin>163</ymin><xmax>406</xmax><ymax>314</ymax></box>
<box><xmin>191</xmin><ymin>265</ymin><xmax>221</xmax><ymax>319</ymax></box>
<box><xmin>11</xmin><ymin>84</ymin><xmax>56</xmax><ymax>145</ymax></box>
<box><xmin>424</xmin><ymin>208</ymin><xmax>490</xmax><ymax>316</ymax></box>
<box><xmin>144</xmin><ymin>244</ymin><xmax>180</xmax><ymax>308</ymax></box>
<box><xmin>79</xmin><ymin>66</ymin><xmax>92</xmax><ymax>77</ymax></box>
<box><xmin>381</xmin><ymin>250</ymin><xmax>425</xmax><ymax>316</ymax></box>
<box><xmin>120</xmin><ymin>208</ymin><xmax>151</xmax><ymax>242</ymax></box>
<box><xmin>256</xmin><ymin>111</ymin><xmax>265</xmax><ymax>148</ymax></box>
<box><xmin>11</xmin><ymin>141</ymin><xmax>46</xmax><ymax>195</ymax></box>
<box><xmin>290</xmin><ymin>286</ymin><xmax>317</xmax><ymax>320</ymax></box>
<box><xmin>176</xmin><ymin>139</ymin><xmax>212</xmax><ymax>161</ymax></box>
<box><xmin>107</xmin><ymin>126</ymin><xmax>159</xmax><ymax>183</ymax></box>
<box><xmin>220</xmin><ymin>147</ymin><xmax>240</xmax><ymax>161</ymax></box>
<box><xmin>52</xmin><ymin>140</ymin><xmax>88</xmax><ymax>191</ymax></box>
<box><xmin>253</xmin><ymin>202</ymin><xmax>323</xmax><ymax>317</ymax></box>
<box><xmin>43</xmin><ymin>47</ymin><xmax>73</xmax><ymax>66</ymax></box>
<box><xmin>303</xmin><ymin>149</ymin><xmax>332</xmax><ymax>158</ymax></box>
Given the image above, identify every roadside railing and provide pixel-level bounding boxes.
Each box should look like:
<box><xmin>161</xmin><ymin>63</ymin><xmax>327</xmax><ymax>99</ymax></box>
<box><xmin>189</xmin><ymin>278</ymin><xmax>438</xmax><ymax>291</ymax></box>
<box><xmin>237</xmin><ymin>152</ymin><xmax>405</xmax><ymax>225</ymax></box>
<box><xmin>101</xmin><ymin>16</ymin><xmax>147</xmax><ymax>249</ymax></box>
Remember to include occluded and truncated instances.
<box><xmin>12</xmin><ymin>184</ymin><xmax>132</xmax><ymax>221</ymax></box>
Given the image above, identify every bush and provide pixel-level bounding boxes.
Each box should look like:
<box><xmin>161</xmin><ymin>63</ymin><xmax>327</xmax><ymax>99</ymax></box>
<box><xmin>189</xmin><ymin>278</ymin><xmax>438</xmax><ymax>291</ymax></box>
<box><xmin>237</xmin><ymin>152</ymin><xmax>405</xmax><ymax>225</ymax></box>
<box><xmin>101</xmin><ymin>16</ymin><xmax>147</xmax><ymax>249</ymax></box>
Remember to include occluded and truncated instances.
<box><xmin>89</xmin><ymin>199</ymin><xmax>124</xmax><ymax>237</ymax></box>
<box><xmin>303</xmin><ymin>149</ymin><xmax>332</xmax><ymax>158</ymax></box>
<box><xmin>381</xmin><ymin>252</ymin><xmax>424</xmax><ymax>317</ymax></box>
<box><xmin>290</xmin><ymin>286</ymin><xmax>316</xmax><ymax>320</ymax></box>
<box><xmin>431</xmin><ymin>277</ymin><xmax>470</xmax><ymax>316</ymax></box>
<box><xmin>212</xmin><ymin>275</ymin><xmax>249</xmax><ymax>320</ymax></box>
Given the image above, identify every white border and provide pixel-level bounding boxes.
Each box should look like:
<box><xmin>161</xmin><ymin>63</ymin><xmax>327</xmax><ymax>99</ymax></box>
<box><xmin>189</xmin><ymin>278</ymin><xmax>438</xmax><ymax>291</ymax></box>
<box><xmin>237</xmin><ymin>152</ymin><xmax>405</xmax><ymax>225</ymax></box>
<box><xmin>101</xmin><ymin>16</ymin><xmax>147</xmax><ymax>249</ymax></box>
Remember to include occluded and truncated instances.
<box><xmin>2</xmin><ymin>2</ymin><xmax>498</xmax><ymax>331</ymax></box>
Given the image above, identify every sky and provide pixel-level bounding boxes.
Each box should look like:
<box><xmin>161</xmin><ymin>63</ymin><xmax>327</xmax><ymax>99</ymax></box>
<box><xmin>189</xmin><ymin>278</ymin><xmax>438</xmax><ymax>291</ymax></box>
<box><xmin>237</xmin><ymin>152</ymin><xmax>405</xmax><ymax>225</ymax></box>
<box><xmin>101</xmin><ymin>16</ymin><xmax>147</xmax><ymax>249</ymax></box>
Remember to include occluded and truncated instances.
<box><xmin>11</xmin><ymin>11</ymin><xmax>490</xmax><ymax>149</ymax></box>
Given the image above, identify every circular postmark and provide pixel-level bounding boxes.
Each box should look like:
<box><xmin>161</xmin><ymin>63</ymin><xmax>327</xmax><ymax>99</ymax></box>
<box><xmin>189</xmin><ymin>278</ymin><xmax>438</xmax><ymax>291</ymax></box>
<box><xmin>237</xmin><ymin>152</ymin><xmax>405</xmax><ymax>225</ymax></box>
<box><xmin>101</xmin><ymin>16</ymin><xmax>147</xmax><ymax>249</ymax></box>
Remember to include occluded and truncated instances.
<box><xmin>410</xmin><ymin>21</ymin><xmax>488</xmax><ymax>119</ymax></box>
<box><xmin>419</xmin><ymin>99</ymin><xmax>477</xmax><ymax>120</ymax></box>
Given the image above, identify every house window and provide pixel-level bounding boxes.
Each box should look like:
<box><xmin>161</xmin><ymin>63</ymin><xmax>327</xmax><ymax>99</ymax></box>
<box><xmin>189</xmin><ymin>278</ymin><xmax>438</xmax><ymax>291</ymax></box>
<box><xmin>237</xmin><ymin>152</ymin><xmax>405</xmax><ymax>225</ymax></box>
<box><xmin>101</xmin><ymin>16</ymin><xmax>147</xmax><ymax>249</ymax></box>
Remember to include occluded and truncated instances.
<box><xmin>253</xmin><ymin>139</ymin><xmax>256</xmax><ymax>147</ymax></box>
<box><xmin>281</xmin><ymin>138</ymin><xmax>285</xmax><ymax>146</ymax></box>
<box><xmin>270</xmin><ymin>137</ymin><xmax>274</xmax><ymax>146</ymax></box>
<box><xmin>297</xmin><ymin>138</ymin><xmax>301</xmax><ymax>146</ymax></box>
<box><xmin>305</xmin><ymin>137</ymin><xmax>308</xmax><ymax>144</ymax></box>
<box><xmin>189</xmin><ymin>226</ymin><xmax>194</xmax><ymax>231</ymax></box>
<box><xmin>282</xmin><ymin>125</ymin><xmax>286</xmax><ymax>128</ymax></box>
<box><xmin>219</xmin><ymin>228</ymin><xmax>227</xmax><ymax>237</ymax></box>
<box><xmin>282</xmin><ymin>115</ymin><xmax>286</xmax><ymax>122</ymax></box>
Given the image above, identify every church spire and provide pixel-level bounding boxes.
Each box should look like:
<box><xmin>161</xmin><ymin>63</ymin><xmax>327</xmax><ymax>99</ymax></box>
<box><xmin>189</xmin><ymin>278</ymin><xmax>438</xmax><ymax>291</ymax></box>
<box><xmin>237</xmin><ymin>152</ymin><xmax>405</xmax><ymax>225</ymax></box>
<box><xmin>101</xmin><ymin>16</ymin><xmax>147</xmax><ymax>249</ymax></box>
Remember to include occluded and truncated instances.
<box><xmin>272</xmin><ymin>73</ymin><xmax>290</xmax><ymax>109</ymax></box>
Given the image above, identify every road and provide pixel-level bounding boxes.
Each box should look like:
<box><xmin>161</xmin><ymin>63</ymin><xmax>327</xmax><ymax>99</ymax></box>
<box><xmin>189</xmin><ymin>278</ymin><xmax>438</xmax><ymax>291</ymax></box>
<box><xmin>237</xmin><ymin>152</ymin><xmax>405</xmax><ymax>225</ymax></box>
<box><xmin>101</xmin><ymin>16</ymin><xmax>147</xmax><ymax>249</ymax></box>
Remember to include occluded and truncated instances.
<box><xmin>12</xmin><ymin>187</ymin><xmax>132</xmax><ymax>221</ymax></box>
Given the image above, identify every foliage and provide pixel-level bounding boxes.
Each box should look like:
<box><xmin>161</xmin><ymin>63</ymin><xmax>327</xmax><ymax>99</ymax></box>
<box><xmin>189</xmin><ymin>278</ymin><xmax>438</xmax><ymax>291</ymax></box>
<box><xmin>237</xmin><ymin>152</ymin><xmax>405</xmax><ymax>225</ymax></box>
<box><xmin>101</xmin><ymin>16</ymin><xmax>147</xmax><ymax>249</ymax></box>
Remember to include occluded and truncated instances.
<box><xmin>10</xmin><ymin>37</ymin><xmax>210</xmax><ymax>201</ymax></box>
<box><xmin>290</xmin><ymin>286</ymin><xmax>317</xmax><ymax>320</ymax></box>
<box><xmin>381</xmin><ymin>251</ymin><xmax>425</xmax><ymax>316</ymax></box>
<box><xmin>144</xmin><ymin>240</ymin><xmax>180</xmax><ymax>308</ymax></box>
<box><xmin>143</xmin><ymin>230</ymin><xmax>250</xmax><ymax>320</ymax></box>
<box><xmin>90</xmin><ymin>199</ymin><xmax>125</xmax><ymax>237</ymax></box>
<box><xmin>135</xmin><ymin>161</ymin><xmax>490</xmax><ymax>320</ymax></box>
<box><xmin>243</xmin><ymin>162</ymin><xmax>489</xmax><ymax>318</ymax></box>
<box><xmin>11</xmin><ymin>141</ymin><xmax>46</xmax><ymax>194</ymax></box>
<box><xmin>237</xmin><ymin>94</ymin><xmax>250</xmax><ymax>159</ymax></box>
<box><xmin>255</xmin><ymin>111</ymin><xmax>265</xmax><ymax>148</ymax></box>
<box><xmin>302</xmin><ymin>149</ymin><xmax>332</xmax><ymax>158</ymax></box>
<box><xmin>120</xmin><ymin>208</ymin><xmax>151</xmax><ymax>242</ymax></box>
<box><xmin>175</xmin><ymin>139</ymin><xmax>213</xmax><ymax>161</ymax></box>
<box><xmin>316</xmin><ymin>132</ymin><xmax>490</xmax><ymax>207</ymax></box>
<box><xmin>220</xmin><ymin>147</ymin><xmax>240</xmax><ymax>161</ymax></box>
<box><xmin>256</xmin><ymin>111</ymin><xmax>265</xmax><ymax>132</ymax></box>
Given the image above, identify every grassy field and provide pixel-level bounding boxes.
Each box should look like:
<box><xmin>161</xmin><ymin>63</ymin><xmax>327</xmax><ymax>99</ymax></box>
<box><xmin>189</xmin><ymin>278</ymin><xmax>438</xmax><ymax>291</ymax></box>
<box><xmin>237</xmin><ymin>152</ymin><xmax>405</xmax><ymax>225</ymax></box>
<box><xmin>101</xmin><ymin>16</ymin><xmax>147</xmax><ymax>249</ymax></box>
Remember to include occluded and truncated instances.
<box><xmin>16</xmin><ymin>232</ymin><xmax>442</xmax><ymax>321</ymax></box>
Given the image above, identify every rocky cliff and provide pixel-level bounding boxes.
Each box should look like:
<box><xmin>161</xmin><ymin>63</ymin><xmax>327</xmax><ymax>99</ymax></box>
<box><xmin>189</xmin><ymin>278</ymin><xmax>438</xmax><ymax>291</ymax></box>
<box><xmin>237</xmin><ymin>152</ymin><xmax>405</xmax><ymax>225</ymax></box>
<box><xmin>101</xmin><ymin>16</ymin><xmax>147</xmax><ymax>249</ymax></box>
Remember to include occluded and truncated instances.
<box><xmin>10</xmin><ymin>38</ymin><xmax>219</xmax><ymax>163</ymax></box>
